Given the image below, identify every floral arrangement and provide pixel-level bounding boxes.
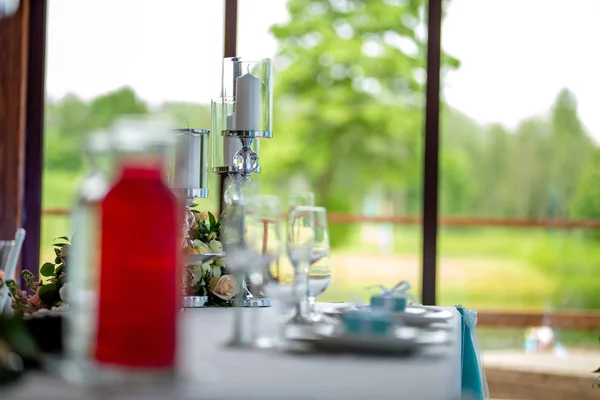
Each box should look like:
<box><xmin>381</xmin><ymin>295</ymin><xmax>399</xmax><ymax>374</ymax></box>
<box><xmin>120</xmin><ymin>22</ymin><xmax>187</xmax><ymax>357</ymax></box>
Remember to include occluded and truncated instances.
<box><xmin>184</xmin><ymin>209</ymin><xmax>239</xmax><ymax>306</ymax></box>
<box><xmin>0</xmin><ymin>237</ymin><xmax>70</xmax><ymax>314</ymax></box>
<box><xmin>0</xmin><ymin>210</ymin><xmax>239</xmax><ymax>311</ymax></box>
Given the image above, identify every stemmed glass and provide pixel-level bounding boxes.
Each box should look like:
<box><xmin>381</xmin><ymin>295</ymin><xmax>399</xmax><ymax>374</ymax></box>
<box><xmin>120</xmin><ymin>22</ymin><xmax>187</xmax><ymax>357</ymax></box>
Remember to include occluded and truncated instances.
<box><xmin>222</xmin><ymin>184</ymin><xmax>267</xmax><ymax>347</ymax></box>
<box><xmin>246</xmin><ymin>195</ymin><xmax>297</xmax><ymax>347</ymax></box>
<box><xmin>305</xmin><ymin>207</ymin><xmax>331</xmax><ymax>321</ymax></box>
<box><xmin>287</xmin><ymin>206</ymin><xmax>317</xmax><ymax>324</ymax></box>
<box><xmin>289</xmin><ymin>192</ymin><xmax>315</xmax><ymax>209</ymax></box>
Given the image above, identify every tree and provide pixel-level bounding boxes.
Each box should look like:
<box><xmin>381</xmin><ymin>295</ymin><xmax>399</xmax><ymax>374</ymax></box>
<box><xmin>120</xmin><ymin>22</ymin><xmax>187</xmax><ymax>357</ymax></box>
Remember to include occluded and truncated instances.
<box><xmin>261</xmin><ymin>0</ymin><xmax>459</xmax><ymax>243</ymax></box>
<box><xmin>548</xmin><ymin>89</ymin><xmax>592</xmax><ymax>217</ymax></box>
<box><xmin>570</xmin><ymin>148</ymin><xmax>600</xmax><ymax>220</ymax></box>
<box><xmin>88</xmin><ymin>86</ymin><xmax>148</xmax><ymax>130</ymax></box>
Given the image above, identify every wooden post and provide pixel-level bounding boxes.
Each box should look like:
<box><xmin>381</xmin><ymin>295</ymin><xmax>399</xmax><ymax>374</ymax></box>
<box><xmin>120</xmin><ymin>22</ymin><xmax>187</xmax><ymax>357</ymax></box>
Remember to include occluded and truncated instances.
<box><xmin>0</xmin><ymin>0</ymin><xmax>29</xmax><ymax>239</ymax></box>
<box><xmin>22</xmin><ymin>0</ymin><xmax>47</xmax><ymax>282</ymax></box>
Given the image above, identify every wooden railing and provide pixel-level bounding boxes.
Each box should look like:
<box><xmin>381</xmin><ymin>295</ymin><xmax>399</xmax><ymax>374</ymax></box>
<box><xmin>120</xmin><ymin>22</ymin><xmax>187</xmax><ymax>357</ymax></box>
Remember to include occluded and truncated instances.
<box><xmin>41</xmin><ymin>208</ymin><xmax>600</xmax><ymax>329</ymax></box>
<box><xmin>477</xmin><ymin>310</ymin><xmax>600</xmax><ymax>330</ymax></box>
<box><xmin>42</xmin><ymin>208</ymin><xmax>600</xmax><ymax>230</ymax></box>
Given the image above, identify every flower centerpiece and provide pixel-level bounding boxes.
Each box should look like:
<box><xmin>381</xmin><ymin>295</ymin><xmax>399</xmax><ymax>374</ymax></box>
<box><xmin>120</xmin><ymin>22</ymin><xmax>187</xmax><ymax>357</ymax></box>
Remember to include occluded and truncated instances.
<box><xmin>0</xmin><ymin>211</ymin><xmax>239</xmax><ymax>309</ymax></box>
<box><xmin>184</xmin><ymin>209</ymin><xmax>239</xmax><ymax>306</ymax></box>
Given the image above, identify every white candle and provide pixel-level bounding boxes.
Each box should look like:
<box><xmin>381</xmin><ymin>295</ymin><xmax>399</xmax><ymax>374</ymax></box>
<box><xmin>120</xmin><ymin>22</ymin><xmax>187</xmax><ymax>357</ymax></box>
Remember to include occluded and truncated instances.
<box><xmin>175</xmin><ymin>132</ymin><xmax>201</xmax><ymax>188</ymax></box>
<box><xmin>234</xmin><ymin>73</ymin><xmax>261</xmax><ymax>131</ymax></box>
<box><xmin>223</xmin><ymin>113</ymin><xmax>242</xmax><ymax>166</ymax></box>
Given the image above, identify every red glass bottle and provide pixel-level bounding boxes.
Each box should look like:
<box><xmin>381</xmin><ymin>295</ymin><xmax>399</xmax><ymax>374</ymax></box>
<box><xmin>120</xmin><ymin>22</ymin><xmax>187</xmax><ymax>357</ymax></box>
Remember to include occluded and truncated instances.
<box><xmin>95</xmin><ymin>127</ymin><xmax>178</xmax><ymax>369</ymax></box>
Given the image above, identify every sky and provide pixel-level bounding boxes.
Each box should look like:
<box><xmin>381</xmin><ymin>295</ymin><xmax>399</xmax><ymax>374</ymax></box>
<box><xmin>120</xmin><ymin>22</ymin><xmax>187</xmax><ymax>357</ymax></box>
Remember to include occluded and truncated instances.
<box><xmin>46</xmin><ymin>0</ymin><xmax>600</xmax><ymax>140</ymax></box>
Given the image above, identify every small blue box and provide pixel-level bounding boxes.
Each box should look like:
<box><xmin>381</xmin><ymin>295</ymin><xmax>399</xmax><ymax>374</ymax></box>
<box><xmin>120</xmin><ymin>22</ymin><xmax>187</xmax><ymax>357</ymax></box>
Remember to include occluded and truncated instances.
<box><xmin>343</xmin><ymin>311</ymin><xmax>392</xmax><ymax>336</ymax></box>
<box><xmin>370</xmin><ymin>294</ymin><xmax>407</xmax><ymax>312</ymax></box>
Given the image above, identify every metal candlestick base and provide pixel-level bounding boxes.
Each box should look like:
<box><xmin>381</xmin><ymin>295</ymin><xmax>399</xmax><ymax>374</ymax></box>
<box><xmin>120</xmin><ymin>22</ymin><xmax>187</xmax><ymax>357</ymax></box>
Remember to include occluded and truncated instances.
<box><xmin>231</xmin><ymin>298</ymin><xmax>272</xmax><ymax>307</ymax></box>
<box><xmin>182</xmin><ymin>296</ymin><xmax>208</xmax><ymax>308</ymax></box>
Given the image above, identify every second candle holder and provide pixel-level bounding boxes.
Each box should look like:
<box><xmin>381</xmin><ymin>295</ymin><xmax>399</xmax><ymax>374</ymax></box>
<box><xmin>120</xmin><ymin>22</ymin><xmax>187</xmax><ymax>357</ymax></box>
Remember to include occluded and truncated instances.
<box><xmin>211</xmin><ymin>57</ymin><xmax>273</xmax><ymax>181</ymax></box>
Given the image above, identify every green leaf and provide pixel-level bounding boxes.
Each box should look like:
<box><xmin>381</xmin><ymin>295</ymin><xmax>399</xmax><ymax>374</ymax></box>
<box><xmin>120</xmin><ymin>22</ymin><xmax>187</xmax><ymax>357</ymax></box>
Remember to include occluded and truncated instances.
<box><xmin>594</xmin><ymin>367</ymin><xmax>600</xmax><ymax>373</ymax></box>
<box><xmin>53</xmin><ymin>243</ymin><xmax>67</xmax><ymax>247</ymax></box>
<box><xmin>54</xmin><ymin>256</ymin><xmax>61</xmax><ymax>265</ymax></box>
<box><xmin>40</xmin><ymin>262</ymin><xmax>55</xmax><ymax>277</ymax></box>
<box><xmin>38</xmin><ymin>283</ymin><xmax>61</xmax><ymax>306</ymax></box>
<box><xmin>208</xmin><ymin>212</ymin><xmax>217</xmax><ymax>229</ymax></box>
<box><xmin>54</xmin><ymin>236</ymin><xmax>69</xmax><ymax>241</ymax></box>
<box><xmin>54</xmin><ymin>248</ymin><xmax>61</xmax><ymax>257</ymax></box>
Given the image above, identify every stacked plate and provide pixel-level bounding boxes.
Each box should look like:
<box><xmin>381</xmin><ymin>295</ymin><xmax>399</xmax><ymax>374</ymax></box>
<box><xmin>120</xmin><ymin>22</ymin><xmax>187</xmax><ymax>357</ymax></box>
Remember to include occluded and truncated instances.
<box><xmin>322</xmin><ymin>304</ymin><xmax>454</xmax><ymax>327</ymax></box>
<box><xmin>288</xmin><ymin>305</ymin><xmax>454</xmax><ymax>356</ymax></box>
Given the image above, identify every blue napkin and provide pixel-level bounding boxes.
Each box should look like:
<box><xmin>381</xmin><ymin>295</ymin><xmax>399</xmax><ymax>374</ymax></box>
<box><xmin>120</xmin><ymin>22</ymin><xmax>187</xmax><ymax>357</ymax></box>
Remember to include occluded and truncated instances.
<box><xmin>457</xmin><ymin>306</ymin><xmax>489</xmax><ymax>400</ymax></box>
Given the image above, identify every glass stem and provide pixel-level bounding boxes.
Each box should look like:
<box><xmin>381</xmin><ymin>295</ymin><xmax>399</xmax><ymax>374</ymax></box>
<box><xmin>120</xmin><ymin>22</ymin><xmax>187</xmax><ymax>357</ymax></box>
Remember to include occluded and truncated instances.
<box><xmin>305</xmin><ymin>262</ymin><xmax>312</xmax><ymax>315</ymax></box>
<box><xmin>307</xmin><ymin>296</ymin><xmax>316</xmax><ymax>316</ymax></box>
<box><xmin>293</xmin><ymin>269</ymin><xmax>303</xmax><ymax>318</ymax></box>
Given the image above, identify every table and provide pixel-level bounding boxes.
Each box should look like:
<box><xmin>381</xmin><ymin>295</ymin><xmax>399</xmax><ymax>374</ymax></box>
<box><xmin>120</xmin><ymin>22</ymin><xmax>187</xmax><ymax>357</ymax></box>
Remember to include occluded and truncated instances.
<box><xmin>2</xmin><ymin>306</ymin><xmax>463</xmax><ymax>400</ymax></box>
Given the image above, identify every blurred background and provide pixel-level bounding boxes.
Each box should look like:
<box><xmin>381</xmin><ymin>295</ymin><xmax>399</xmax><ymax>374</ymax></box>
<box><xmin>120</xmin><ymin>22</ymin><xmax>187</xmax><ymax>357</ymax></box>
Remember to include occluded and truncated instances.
<box><xmin>41</xmin><ymin>0</ymin><xmax>600</xmax><ymax>392</ymax></box>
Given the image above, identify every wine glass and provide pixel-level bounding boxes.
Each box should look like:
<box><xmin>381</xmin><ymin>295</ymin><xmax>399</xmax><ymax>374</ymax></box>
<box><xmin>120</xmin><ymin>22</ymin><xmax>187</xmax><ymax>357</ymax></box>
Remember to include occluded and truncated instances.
<box><xmin>289</xmin><ymin>191</ymin><xmax>315</xmax><ymax>212</ymax></box>
<box><xmin>245</xmin><ymin>195</ymin><xmax>282</xmax><ymax>297</ymax></box>
<box><xmin>287</xmin><ymin>205</ymin><xmax>316</xmax><ymax>324</ymax></box>
<box><xmin>245</xmin><ymin>195</ymin><xmax>296</xmax><ymax>347</ymax></box>
<box><xmin>222</xmin><ymin>192</ymin><xmax>267</xmax><ymax>347</ymax></box>
<box><xmin>306</xmin><ymin>207</ymin><xmax>331</xmax><ymax>321</ymax></box>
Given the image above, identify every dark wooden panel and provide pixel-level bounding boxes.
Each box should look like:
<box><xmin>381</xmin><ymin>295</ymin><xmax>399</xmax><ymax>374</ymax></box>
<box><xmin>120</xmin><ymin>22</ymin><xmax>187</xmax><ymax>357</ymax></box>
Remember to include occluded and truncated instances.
<box><xmin>422</xmin><ymin>0</ymin><xmax>443</xmax><ymax>306</ymax></box>
<box><xmin>22</xmin><ymin>0</ymin><xmax>47</xmax><ymax>283</ymax></box>
<box><xmin>219</xmin><ymin>0</ymin><xmax>238</xmax><ymax>215</ymax></box>
<box><xmin>0</xmin><ymin>0</ymin><xmax>29</xmax><ymax>239</ymax></box>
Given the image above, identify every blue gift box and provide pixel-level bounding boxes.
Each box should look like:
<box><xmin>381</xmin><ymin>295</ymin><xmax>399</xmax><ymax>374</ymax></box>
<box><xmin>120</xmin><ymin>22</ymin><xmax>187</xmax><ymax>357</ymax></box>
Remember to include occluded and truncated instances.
<box><xmin>370</xmin><ymin>294</ymin><xmax>407</xmax><ymax>312</ymax></box>
<box><xmin>343</xmin><ymin>311</ymin><xmax>392</xmax><ymax>336</ymax></box>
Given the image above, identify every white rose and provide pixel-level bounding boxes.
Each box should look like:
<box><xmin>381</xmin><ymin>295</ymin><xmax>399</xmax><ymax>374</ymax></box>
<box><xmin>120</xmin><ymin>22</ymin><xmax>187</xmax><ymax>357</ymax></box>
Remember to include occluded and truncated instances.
<box><xmin>212</xmin><ymin>266</ymin><xmax>222</xmax><ymax>278</ymax></box>
<box><xmin>201</xmin><ymin>262</ymin><xmax>212</xmax><ymax>275</ymax></box>
<box><xmin>192</xmin><ymin>241</ymin><xmax>211</xmax><ymax>254</ymax></box>
<box><xmin>209</xmin><ymin>274</ymin><xmax>239</xmax><ymax>301</ymax></box>
<box><xmin>208</xmin><ymin>240</ymin><xmax>223</xmax><ymax>254</ymax></box>
<box><xmin>59</xmin><ymin>283</ymin><xmax>68</xmax><ymax>303</ymax></box>
<box><xmin>214</xmin><ymin>257</ymin><xmax>225</xmax><ymax>267</ymax></box>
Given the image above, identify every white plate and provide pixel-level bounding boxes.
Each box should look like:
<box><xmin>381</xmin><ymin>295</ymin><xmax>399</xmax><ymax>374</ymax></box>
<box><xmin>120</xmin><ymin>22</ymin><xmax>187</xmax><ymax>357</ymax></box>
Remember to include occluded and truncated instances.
<box><xmin>291</xmin><ymin>323</ymin><xmax>450</xmax><ymax>355</ymax></box>
<box><xmin>322</xmin><ymin>305</ymin><xmax>453</xmax><ymax>327</ymax></box>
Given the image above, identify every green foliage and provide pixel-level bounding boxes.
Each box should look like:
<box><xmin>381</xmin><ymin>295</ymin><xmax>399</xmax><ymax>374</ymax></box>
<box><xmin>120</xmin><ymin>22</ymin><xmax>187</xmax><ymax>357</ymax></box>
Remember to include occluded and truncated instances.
<box><xmin>571</xmin><ymin>149</ymin><xmax>600</xmax><ymax>219</ymax></box>
<box><xmin>259</xmin><ymin>0</ymin><xmax>459</xmax><ymax>245</ymax></box>
<box><xmin>39</xmin><ymin>263</ymin><xmax>55</xmax><ymax>278</ymax></box>
<box><xmin>37</xmin><ymin>284</ymin><xmax>60</xmax><ymax>306</ymax></box>
<box><xmin>189</xmin><ymin>209</ymin><xmax>221</xmax><ymax>243</ymax></box>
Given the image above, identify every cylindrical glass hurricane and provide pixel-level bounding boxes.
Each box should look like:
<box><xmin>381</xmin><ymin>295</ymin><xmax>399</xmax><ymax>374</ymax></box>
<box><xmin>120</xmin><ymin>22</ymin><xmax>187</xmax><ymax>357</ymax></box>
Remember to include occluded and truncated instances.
<box><xmin>221</xmin><ymin>57</ymin><xmax>273</xmax><ymax>134</ymax></box>
<box><xmin>169</xmin><ymin>128</ymin><xmax>210</xmax><ymax>198</ymax></box>
<box><xmin>211</xmin><ymin>96</ymin><xmax>260</xmax><ymax>172</ymax></box>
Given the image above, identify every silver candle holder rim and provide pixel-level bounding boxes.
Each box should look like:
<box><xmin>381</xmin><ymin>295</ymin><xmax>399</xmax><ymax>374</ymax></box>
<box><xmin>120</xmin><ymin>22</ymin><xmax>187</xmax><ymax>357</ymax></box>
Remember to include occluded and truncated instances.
<box><xmin>171</xmin><ymin>128</ymin><xmax>210</xmax><ymax>135</ymax></box>
<box><xmin>172</xmin><ymin>188</ymin><xmax>209</xmax><ymax>199</ymax></box>
<box><xmin>222</xmin><ymin>129</ymin><xmax>273</xmax><ymax>139</ymax></box>
<box><xmin>212</xmin><ymin>165</ymin><xmax>262</xmax><ymax>174</ymax></box>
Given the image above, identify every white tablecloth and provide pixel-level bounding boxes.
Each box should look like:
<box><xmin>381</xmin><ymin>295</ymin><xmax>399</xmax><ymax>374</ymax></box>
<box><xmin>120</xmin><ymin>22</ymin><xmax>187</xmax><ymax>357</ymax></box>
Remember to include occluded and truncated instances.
<box><xmin>2</xmin><ymin>305</ymin><xmax>463</xmax><ymax>400</ymax></box>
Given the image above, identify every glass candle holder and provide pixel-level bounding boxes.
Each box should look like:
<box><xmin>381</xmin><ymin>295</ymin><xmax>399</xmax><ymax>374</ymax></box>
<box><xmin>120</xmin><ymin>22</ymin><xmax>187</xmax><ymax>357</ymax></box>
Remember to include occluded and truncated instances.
<box><xmin>169</xmin><ymin>128</ymin><xmax>210</xmax><ymax>198</ymax></box>
<box><xmin>211</xmin><ymin>96</ymin><xmax>260</xmax><ymax>172</ymax></box>
<box><xmin>222</xmin><ymin>57</ymin><xmax>273</xmax><ymax>133</ymax></box>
